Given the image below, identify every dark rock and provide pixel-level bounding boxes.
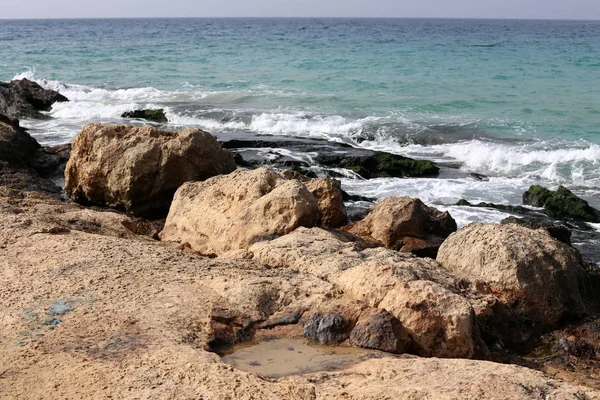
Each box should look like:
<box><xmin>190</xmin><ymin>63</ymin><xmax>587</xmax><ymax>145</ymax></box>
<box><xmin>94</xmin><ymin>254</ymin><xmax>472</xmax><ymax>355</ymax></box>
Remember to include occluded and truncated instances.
<box><xmin>32</xmin><ymin>143</ymin><xmax>71</xmax><ymax>177</ymax></box>
<box><xmin>121</xmin><ymin>109</ymin><xmax>168</xmax><ymax>123</ymax></box>
<box><xmin>523</xmin><ymin>185</ymin><xmax>600</xmax><ymax>223</ymax></box>
<box><xmin>0</xmin><ymin>78</ymin><xmax>68</xmax><ymax>119</ymax></box>
<box><xmin>523</xmin><ymin>185</ymin><xmax>553</xmax><ymax>208</ymax></box>
<box><xmin>349</xmin><ymin>309</ymin><xmax>412</xmax><ymax>354</ymax></box>
<box><xmin>543</xmin><ymin>186</ymin><xmax>600</xmax><ymax>223</ymax></box>
<box><xmin>316</xmin><ymin>151</ymin><xmax>439</xmax><ymax>179</ymax></box>
<box><xmin>455</xmin><ymin>199</ymin><xmax>532</xmax><ymax>215</ymax></box>
<box><xmin>303</xmin><ymin>311</ymin><xmax>353</xmax><ymax>345</ymax></box>
<box><xmin>261</xmin><ymin>310</ymin><xmax>303</xmax><ymax>330</ymax></box>
<box><xmin>341</xmin><ymin>189</ymin><xmax>375</xmax><ymax>203</ymax></box>
<box><xmin>0</xmin><ymin>114</ymin><xmax>40</xmax><ymax>169</ymax></box>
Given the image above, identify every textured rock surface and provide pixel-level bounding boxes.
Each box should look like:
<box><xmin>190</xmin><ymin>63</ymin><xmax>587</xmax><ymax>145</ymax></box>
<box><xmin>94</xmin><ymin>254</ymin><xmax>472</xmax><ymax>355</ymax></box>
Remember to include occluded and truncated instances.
<box><xmin>159</xmin><ymin>168</ymin><xmax>319</xmax><ymax>255</ymax></box>
<box><xmin>349</xmin><ymin>309</ymin><xmax>412</xmax><ymax>354</ymax></box>
<box><xmin>250</xmin><ymin>227</ymin><xmax>481</xmax><ymax>358</ymax></box>
<box><xmin>0</xmin><ymin>78</ymin><xmax>68</xmax><ymax>119</ymax></box>
<box><xmin>64</xmin><ymin>124</ymin><xmax>237</xmax><ymax>218</ymax></box>
<box><xmin>303</xmin><ymin>178</ymin><xmax>348</xmax><ymax>228</ymax></box>
<box><xmin>437</xmin><ymin>223</ymin><xmax>589</xmax><ymax>331</ymax></box>
<box><xmin>2</xmin><ymin>186</ymin><xmax>600</xmax><ymax>399</ymax></box>
<box><xmin>345</xmin><ymin>196</ymin><xmax>457</xmax><ymax>258</ymax></box>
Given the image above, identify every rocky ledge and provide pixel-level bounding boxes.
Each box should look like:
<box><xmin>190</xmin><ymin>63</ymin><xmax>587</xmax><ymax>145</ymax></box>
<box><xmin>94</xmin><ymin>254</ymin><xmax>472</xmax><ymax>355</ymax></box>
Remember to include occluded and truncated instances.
<box><xmin>2</xmin><ymin>120</ymin><xmax>600</xmax><ymax>399</ymax></box>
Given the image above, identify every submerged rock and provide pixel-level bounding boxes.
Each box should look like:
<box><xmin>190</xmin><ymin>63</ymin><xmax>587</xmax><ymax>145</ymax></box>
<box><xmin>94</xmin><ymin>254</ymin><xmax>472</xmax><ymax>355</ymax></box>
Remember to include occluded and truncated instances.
<box><xmin>437</xmin><ymin>223</ymin><xmax>589</xmax><ymax>334</ymax></box>
<box><xmin>65</xmin><ymin>124</ymin><xmax>236</xmax><ymax>218</ymax></box>
<box><xmin>159</xmin><ymin>168</ymin><xmax>319</xmax><ymax>255</ymax></box>
<box><xmin>523</xmin><ymin>185</ymin><xmax>600</xmax><ymax>223</ymax></box>
<box><xmin>0</xmin><ymin>78</ymin><xmax>68</xmax><ymax>119</ymax></box>
<box><xmin>121</xmin><ymin>109</ymin><xmax>168</xmax><ymax>123</ymax></box>
<box><xmin>345</xmin><ymin>196</ymin><xmax>457</xmax><ymax>258</ymax></box>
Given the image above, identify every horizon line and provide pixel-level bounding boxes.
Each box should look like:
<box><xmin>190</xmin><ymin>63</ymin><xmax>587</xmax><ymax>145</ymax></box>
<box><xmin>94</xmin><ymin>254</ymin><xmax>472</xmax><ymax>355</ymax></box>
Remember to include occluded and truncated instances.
<box><xmin>1</xmin><ymin>16</ymin><xmax>600</xmax><ymax>22</ymax></box>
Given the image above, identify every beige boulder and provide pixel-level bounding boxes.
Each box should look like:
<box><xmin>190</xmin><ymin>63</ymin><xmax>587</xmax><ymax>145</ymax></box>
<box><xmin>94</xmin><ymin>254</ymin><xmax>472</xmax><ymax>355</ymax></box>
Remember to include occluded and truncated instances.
<box><xmin>437</xmin><ymin>223</ymin><xmax>588</xmax><ymax>331</ymax></box>
<box><xmin>159</xmin><ymin>168</ymin><xmax>319</xmax><ymax>255</ymax></box>
<box><xmin>378</xmin><ymin>280</ymin><xmax>478</xmax><ymax>358</ymax></box>
<box><xmin>64</xmin><ymin>123</ymin><xmax>236</xmax><ymax>218</ymax></box>
<box><xmin>344</xmin><ymin>196</ymin><xmax>457</xmax><ymax>258</ymax></box>
<box><xmin>303</xmin><ymin>178</ymin><xmax>347</xmax><ymax>228</ymax></box>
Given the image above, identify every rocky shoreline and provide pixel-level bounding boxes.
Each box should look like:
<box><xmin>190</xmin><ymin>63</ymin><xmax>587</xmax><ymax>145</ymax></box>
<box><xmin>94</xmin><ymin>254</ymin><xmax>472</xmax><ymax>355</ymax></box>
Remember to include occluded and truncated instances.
<box><xmin>2</xmin><ymin>79</ymin><xmax>600</xmax><ymax>399</ymax></box>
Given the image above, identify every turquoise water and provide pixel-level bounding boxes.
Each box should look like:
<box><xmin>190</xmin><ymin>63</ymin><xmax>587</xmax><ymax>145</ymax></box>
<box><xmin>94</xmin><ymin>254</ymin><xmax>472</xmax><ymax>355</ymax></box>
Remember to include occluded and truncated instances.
<box><xmin>0</xmin><ymin>18</ymin><xmax>599</xmax><ymax>223</ymax></box>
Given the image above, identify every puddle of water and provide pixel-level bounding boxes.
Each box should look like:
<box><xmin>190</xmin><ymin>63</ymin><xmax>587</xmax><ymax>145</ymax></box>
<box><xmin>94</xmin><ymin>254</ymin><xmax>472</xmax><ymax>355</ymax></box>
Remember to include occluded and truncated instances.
<box><xmin>221</xmin><ymin>338</ymin><xmax>379</xmax><ymax>378</ymax></box>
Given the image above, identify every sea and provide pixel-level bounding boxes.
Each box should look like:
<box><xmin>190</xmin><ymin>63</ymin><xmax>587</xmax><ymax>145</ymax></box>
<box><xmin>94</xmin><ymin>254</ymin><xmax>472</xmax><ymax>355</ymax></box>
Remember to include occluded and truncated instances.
<box><xmin>1</xmin><ymin>18</ymin><xmax>599</xmax><ymax>233</ymax></box>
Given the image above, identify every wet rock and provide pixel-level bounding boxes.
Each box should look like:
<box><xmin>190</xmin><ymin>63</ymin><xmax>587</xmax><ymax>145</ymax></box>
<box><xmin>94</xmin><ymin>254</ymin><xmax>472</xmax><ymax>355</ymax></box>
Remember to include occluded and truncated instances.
<box><xmin>349</xmin><ymin>309</ymin><xmax>412</xmax><ymax>354</ymax></box>
<box><xmin>159</xmin><ymin>168</ymin><xmax>319</xmax><ymax>255</ymax></box>
<box><xmin>304</xmin><ymin>311</ymin><xmax>354</xmax><ymax>345</ymax></box>
<box><xmin>121</xmin><ymin>109</ymin><xmax>168</xmax><ymax>123</ymax></box>
<box><xmin>316</xmin><ymin>151</ymin><xmax>439</xmax><ymax>179</ymax></box>
<box><xmin>32</xmin><ymin>143</ymin><xmax>71</xmax><ymax>177</ymax></box>
<box><xmin>523</xmin><ymin>185</ymin><xmax>553</xmax><ymax>208</ymax></box>
<box><xmin>456</xmin><ymin>198</ymin><xmax>533</xmax><ymax>215</ymax></box>
<box><xmin>0</xmin><ymin>78</ymin><xmax>68</xmax><ymax>119</ymax></box>
<box><xmin>523</xmin><ymin>185</ymin><xmax>600</xmax><ymax>223</ymax></box>
<box><xmin>65</xmin><ymin>124</ymin><xmax>237</xmax><ymax>218</ymax></box>
<box><xmin>345</xmin><ymin>196</ymin><xmax>457</xmax><ymax>258</ymax></box>
<box><xmin>437</xmin><ymin>223</ymin><xmax>589</xmax><ymax>334</ymax></box>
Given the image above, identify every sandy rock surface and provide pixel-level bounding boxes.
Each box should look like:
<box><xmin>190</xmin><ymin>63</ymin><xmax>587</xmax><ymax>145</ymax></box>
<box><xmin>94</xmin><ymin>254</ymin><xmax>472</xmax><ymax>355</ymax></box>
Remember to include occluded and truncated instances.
<box><xmin>303</xmin><ymin>177</ymin><xmax>348</xmax><ymax>228</ymax></box>
<box><xmin>1</xmin><ymin>189</ymin><xmax>599</xmax><ymax>399</ymax></box>
<box><xmin>64</xmin><ymin>123</ymin><xmax>236</xmax><ymax>218</ymax></box>
<box><xmin>438</xmin><ymin>222</ymin><xmax>589</xmax><ymax>331</ymax></box>
<box><xmin>160</xmin><ymin>168</ymin><xmax>319</xmax><ymax>255</ymax></box>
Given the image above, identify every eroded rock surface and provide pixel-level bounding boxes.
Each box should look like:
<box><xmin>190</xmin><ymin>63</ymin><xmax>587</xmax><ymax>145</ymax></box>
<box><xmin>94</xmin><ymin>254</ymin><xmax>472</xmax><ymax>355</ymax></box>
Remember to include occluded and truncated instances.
<box><xmin>0</xmin><ymin>78</ymin><xmax>68</xmax><ymax>119</ymax></box>
<box><xmin>64</xmin><ymin>123</ymin><xmax>237</xmax><ymax>218</ymax></box>
<box><xmin>159</xmin><ymin>168</ymin><xmax>319</xmax><ymax>255</ymax></box>
<box><xmin>438</xmin><ymin>223</ymin><xmax>590</xmax><ymax>334</ymax></box>
<box><xmin>345</xmin><ymin>196</ymin><xmax>457</xmax><ymax>258</ymax></box>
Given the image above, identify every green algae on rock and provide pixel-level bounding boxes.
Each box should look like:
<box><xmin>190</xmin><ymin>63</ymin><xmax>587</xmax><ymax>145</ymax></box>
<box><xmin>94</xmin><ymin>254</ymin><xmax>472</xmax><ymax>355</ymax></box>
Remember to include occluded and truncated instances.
<box><xmin>523</xmin><ymin>185</ymin><xmax>600</xmax><ymax>223</ymax></box>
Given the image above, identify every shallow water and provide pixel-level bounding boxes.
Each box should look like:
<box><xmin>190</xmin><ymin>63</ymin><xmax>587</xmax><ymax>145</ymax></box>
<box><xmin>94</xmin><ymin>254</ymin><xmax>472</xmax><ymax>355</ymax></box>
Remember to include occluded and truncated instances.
<box><xmin>220</xmin><ymin>339</ymin><xmax>378</xmax><ymax>378</ymax></box>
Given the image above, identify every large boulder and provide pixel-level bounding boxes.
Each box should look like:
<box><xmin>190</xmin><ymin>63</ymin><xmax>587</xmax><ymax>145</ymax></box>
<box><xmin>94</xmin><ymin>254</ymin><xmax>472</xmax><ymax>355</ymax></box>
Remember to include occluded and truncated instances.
<box><xmin>437</xmin><ymin>223</ymin><xmax>589</xmax><ymax>332</ymax></box>
<box><xmin>523</xmin><ymin>185</ymin><xmax>600</xmax><ymax>223</ymax></box>
<box><xmin>159</xmin><ymin>168</ymin><xmax>319</xmax><ymax>255</ymax></box>
<box><xmin>344</xmin><ymin>196</ymin><xmax>457</xmax><ymax>258</ymax></box>
<box><xmin>64</xmin><ymin>124</ymin><xmax>237</xmax><ymax>218</ymax></box>
<box><xmin>0</xmin><ymin>78</ymin><xmax>68</xmax><ymax>119</ymax></box>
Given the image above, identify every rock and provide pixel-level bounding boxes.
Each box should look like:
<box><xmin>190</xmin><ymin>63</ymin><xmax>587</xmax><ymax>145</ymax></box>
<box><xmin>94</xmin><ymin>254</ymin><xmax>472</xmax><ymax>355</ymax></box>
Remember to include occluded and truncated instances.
<box><xmin>344</xmin><ymin>196</ymin><xmax>457</xmax><ymax>258</ymax></box>
<box><xmin>0</xmin><ymin>114</ymin><xmax>40</xmax><ymax>169</ymax></box>
<box><xmin>250</xmin><ymin>227</ymin><xmax>483</xmax><ymax>358</ymax></box>
<box><xmin>159</xmin><ymin>168</ymin><xmax>319</xmax><ymax>255</ymax></box>
<box><xmin>523</xmin><ymin>185</ymin><xmax>600</xmax><ymax>223</ymax></box>
<box><xmin>303</xmin><ymin>310</ymin><xmax>354</xmax><ymax>345</ymax></box>
<box><xmin>121</xmin><ymin>109</ymin><xmax>168</xmax><ymax>123</ymax></box>
<box><xmin>303</xmin><ymin>178</ymin><xmax>348</xmax><ymax>228</ymax></box>
<box><xmin>523</xmin><ymin>185</ymin><xmax>553</xmax><ymax>207</ymax></box>
<box><xmin>349</xmin><ymin>309</ymin><xmax>412</xmax><ymax>354</ymax></box>
<box><xmin>456</xmin><ymin>198</ymin><xmax>533</xmax><ymax>215</ymax></box>
<box><xmin>217</xmin><ymin>131</ymin><xmax>440</xmax><ymax>179</ymax></box>
<box><xmin>378</xmin><ymin>280</ymin><xmax>479</xmax><ymax>358</ymax></box>
<box><xmin>0</xmin><ymin>78</ymin><xmax>68</xmax><ymax>119</ymax></box>
<box><xmin>437</xmin><ymin>223</ymin><xmax>589</xmax><ymax>333</ymax></box>
<box><xmin>32</xmin><ymin>143</ymin><xmax>71</xmax><ymax>177</ymax></box>
<box><xmin>316</xmin><ymin>151</ymin><xmax>439</xmax><ymax>179</ymax></box>
<box><xmin>64</xmin><ymin>124</ymin><xmax>237</xmax><ymax>218</ymax></box>
<box><xmin>501</xmin><ymin>216</ymin><xmax>572</xmax><ymax>246</ymax></box>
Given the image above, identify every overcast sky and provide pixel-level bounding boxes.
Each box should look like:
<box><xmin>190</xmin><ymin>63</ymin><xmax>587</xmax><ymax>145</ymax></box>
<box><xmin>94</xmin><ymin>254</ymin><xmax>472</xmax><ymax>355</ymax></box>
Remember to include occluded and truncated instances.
<box><xmin>4</xmin><ymin>0</ymin><xmax>600</xmax><ymax>20</ymax></box>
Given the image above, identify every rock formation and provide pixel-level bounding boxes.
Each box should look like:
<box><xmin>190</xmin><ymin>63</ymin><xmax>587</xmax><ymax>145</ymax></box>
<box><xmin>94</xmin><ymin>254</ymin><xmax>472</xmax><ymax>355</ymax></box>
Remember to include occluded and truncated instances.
<box><xmin>0</xmin><ymin>78</ymin><xmax>68</xmax><ymax>119</ymax></box>
<box><xmin>64</xmin><ymin>123</ymin><xmax>237</xmax><ymax>218</ymax></box>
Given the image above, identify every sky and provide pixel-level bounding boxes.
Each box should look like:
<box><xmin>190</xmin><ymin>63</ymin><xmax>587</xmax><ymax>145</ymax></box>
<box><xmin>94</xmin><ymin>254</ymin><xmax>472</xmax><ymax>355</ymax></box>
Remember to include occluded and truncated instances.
<box><xmin>4</xmin><ymin>0</ymin><xmax>600</xmax><ymax>20</ymax></box>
